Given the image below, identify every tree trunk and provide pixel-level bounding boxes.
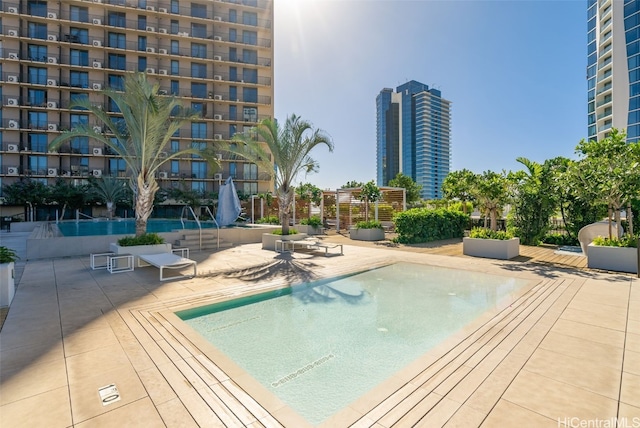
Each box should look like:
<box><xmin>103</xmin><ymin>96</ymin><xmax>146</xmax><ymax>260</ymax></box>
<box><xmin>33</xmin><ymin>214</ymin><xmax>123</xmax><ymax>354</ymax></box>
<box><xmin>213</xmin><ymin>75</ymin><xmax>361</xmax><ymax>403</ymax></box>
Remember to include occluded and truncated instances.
<box><xmin>608</xmin><ymin>205</ymin><xmax>613</xmax><ymax>239</ymax></box>
<box><xmin>279</xmin><ymin>190</ymin><xmax>293</xmax><ymax>236</ymax></box>
<box><xmin>490</xmin><ymin>209</ymin><xmax>497</xmax><ymax>231</ymax></box>
<box><xmin>133</xmin><ymin>175</ymin><xmax>159</xmax><ymax>236</ymax></box>
<box><xmin>628</xmin><ymin>202</ymin><xmax>634</xmax><ymax>236</ymax></box>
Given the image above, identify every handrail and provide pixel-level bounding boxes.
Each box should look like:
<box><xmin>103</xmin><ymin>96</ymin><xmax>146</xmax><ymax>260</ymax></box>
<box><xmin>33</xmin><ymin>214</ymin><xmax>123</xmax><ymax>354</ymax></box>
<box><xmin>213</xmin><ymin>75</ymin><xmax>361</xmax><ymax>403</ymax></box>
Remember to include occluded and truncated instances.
<box><xmin>180</xmin><ymin>206</ymin><xmax>202</xmax><ymax>250</ymax></box>
<box><xmin>203</xmin><ymin>206</ymin><xmax>220</xmax><ymax>250</ymax></box>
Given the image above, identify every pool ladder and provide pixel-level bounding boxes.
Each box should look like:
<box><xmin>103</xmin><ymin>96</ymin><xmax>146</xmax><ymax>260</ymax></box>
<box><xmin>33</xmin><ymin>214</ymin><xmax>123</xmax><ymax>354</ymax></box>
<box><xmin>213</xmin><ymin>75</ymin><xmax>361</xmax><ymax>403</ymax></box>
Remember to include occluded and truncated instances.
<box><xmin>179</xmin><ymin>206</ymin><xmax>220</xmax><ymax>251</ymax></box>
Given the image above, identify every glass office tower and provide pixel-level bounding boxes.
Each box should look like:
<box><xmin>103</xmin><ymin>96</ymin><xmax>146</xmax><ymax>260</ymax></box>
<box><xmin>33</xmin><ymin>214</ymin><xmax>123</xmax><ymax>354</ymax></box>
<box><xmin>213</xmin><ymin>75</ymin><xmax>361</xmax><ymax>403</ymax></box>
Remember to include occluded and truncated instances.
<box><xmin>376</xmin><ymin>80</ymin><xmax>451</xmax><ymax>199</ymax></box>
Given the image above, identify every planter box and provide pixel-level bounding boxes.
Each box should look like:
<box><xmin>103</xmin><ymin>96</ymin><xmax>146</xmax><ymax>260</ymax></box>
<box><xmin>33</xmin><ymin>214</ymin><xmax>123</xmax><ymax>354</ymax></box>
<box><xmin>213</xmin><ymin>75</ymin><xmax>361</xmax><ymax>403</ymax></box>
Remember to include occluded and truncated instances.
<box><xmin>463</xmin><ymin>237</ymin><xmax>520</xmax><ymax>260</ymax></box>
<box><xmin>109</xmin><ymin>243</ymin><xmax>172</xmax><ymax>264</ymax></box>
<box><xmin>262</xmin><ymin>233</ymin><xmax>307</xmax><ymax>251</ymax></box>
<box><xmin>295</xmin><ymin>225</ymin><xmax>324</xmax><ymax>235</ymax></box>
<box><xmin>349</xmin><ymin>227</ymin><xmax>385</xmax><ymax>241</ymax></box>
<box><xmin>0</xmin><ymin>262</ymin><xmax>16</xmax><ymax>307</ymax></box>
<box><xmin>587</xmin><ymin>244</ymin><xmax>638</xmax><ymax>274</ymax></box>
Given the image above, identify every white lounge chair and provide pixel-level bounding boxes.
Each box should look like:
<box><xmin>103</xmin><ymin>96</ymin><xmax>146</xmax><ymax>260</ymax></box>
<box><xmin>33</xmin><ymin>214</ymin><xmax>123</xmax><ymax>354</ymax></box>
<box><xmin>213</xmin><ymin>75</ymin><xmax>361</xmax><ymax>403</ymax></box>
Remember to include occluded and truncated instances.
<box><xmin>137</xmin><ymin>248</ymin><xmax>196</xmax><ymax>281</ymax></box>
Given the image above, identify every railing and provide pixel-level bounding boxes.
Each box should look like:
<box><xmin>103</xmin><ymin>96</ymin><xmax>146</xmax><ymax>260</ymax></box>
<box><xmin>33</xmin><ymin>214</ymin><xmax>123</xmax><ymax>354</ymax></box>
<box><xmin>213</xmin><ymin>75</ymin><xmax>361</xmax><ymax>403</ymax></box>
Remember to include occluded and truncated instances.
<box><xmin>179</xmin><ymin>205</ymin><xmax>220</xmax><ymax>251</ymax></box>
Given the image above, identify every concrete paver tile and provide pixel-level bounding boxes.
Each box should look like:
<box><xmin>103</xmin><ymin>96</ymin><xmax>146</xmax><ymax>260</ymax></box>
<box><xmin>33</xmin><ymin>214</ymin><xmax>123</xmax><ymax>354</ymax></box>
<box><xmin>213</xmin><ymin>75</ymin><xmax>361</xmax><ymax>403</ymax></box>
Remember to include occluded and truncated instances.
<box><xmin>481</xmin><ymin>399</ymin><xmax>558</xmax><ymax>428</ymax></box>
<box><xmin>0</xmin><ymin>386</ymin><xmax>71</xmax><ymax>428</ymax></box>
<box><xmin>74</xmin><ymin>397</ymin><xmax>165</xmax><ymax>428</ymax></box>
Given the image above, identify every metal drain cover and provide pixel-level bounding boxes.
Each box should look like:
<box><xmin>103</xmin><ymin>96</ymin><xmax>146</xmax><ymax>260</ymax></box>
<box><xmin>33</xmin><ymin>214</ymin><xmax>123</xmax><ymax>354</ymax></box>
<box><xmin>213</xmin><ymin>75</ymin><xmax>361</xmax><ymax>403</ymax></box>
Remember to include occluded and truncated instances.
<box><xmin>98</xmin><ymin>384</ymin><xmax>121</xmax><ymax>406</ymax></box>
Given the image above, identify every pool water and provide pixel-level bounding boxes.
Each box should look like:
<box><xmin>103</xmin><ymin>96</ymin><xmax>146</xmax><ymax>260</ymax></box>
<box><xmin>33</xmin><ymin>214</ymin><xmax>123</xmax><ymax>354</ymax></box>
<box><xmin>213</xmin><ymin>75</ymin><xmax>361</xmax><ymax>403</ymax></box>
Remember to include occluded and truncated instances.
<box><xmin>57</xmin><ymin>219</ymin><xmax>219</xmax><ymax>236</ymax></box>
<box><xmin>177</xmin><ymin>263</ymin><xmax>530</xmax><ymax>425</ymax></box>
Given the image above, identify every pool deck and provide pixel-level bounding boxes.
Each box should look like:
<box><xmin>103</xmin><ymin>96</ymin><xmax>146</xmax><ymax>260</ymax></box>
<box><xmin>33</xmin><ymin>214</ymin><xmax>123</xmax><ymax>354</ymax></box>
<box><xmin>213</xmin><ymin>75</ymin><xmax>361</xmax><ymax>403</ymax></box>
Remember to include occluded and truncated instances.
<box><xmin>0</xmin><ymin>231</ymin><xmax>638</xmax><ymax>427</ymax></box>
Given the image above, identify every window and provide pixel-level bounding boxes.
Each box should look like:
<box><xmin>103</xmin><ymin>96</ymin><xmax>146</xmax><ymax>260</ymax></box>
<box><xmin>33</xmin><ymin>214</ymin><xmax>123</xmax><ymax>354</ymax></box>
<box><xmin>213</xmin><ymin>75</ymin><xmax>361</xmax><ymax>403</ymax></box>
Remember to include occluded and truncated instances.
<box><xmin>69</xmin><ymin>27</ymin><xmax>88</xmax><ymax>44</ymax></box>
<box><xmin>229</xmin><ymin>86</ymin><xmax>237</xmax><ymax>101</ymax></box>
<box><xmin>108</xmin><ymin>12</ymin><xmax>126</xmax><ymax>28</ymax></box>
<box><xmin>70</xmin><ymin>49</ymin><xmax>89</xmax><ymax>66</ymax></box>
<box><xmin>70</xmin><ymin>114</ymin><xmax>89</xmax><ymax>129</ymax></box>
<box><xmin>242</xmin><ymin>49</ymin><xmax>258</xmax><ymax>64</ymax></box>
<box><xmin>242</xmin><ymin>12</ymin><xmax>258</xmax><ymax>26</ymax></box>
<box><xmin>242</xmin><ymin>68</ymin><xmax>258</xmax><ymax>84</ymax></box>
<box><xmin>191</xmin><ymin>181</ymin><xmax>206</xmax><ymax>193</ymax></box>
<box><xmin>28</xmin><ymin>45</ymin><xmax>47</xmax><ymax>62</ymax></box>
<box><xmin>28</xmin><ymin>67</ymin><xmax>47</xmax><ymax>85</ymax></box>
<box><xmin>170</xmin><ymin>80</ymin><xmax>179</xmax><ymax>95</ymax></box>
<box><xmin>171</xmin><ymin>20</ymin><xmax>179</xmax><ymax>34</ymax></box>
<box><xmin>171</xmin><ymin>60</ymin><xmax>179</xmax><ymax>75</ymax></box>
<box><xmin>191</xmin><ymin>43</ymin><xmax>207</xmax><ymax>58</ymax></box>
<box><xmin>137</xmin><ymin>15</ymin><xmax>147</xmax><ymax>31</ymax></box>
<box><xmin>70</xmin><ymin>93</ymin><xmax>88</xmax><ymax>109</ymax></box>
<box><xmin>192</xmin><ymin>3</ymin><xmax>207</xmax><ymax>17</ymax></box>
<box><xmin>191</xmin><ymin>123</ymin><xmax>207</xmax><ymax>139</ymax></box>
<box><xmin>171</xmin><ymin>160</ymin><xmax>179</xmax><ymax>175</ymax></box>
<box><xmin>138</xmin><ymin>57</ymin><xmax>147</xmax><ymax>72</ymax></box>
<box><xmin>191</xmin><ymin>82</ymin><xmax>207</xmax><ymax>98</ymax></box>
<box><xmin>70</xmin><ymin>71</ymin><xmax>89</xmax><ymax>88</ymax></box>
<box><xmin>28</xmin><ymin>22</ymin><xmax>48</xmax><ymax>39</ymax></box>
<box><xmin>243</xmin><ymin>182</ymin><xmax>257</xmax><ymax>196</ymax></box>
<box><xmin>28</xmin><ymin>111</ymin><xmax>47</xmax><ymax>129</ymax></box>
<box><xmin>108</xmin><ymin>99</ymin><xmax>121</xmax><ymax>113</ymax></box>
<box><xmin>242</xmin><ymin>31</ymin><xmax>257</xmax><ymax>45</ymax></box>
<box><xmin>229</xmin><ymin>28</ymin><xmax>237</xmax><ymax>42</ymax></box>
<box><xmin>108</xmin><ymin>33</ymin><xmax>126</xmax><ymax>49</ymax></box>
<box><xmin>191</xmin><ymin>63</ymin><xmax>207</xmax><ymax>79</ymax></box>
<box><xmin>70</xmin><ymin>156</ymin><xmax>89</xmax><ymax>175</ymax></box>
<box><xmin>229</xmin><ymin>67</ymin><xmax>238</xmax><ymax>82</ymax></box>
<box><xmin>171</xmin><ymin>0</ymin><xmax>179</xmax><ymax>14</ymax></box>
<box><xmin>28</xmin><ymin>89</ymin><xmax>46</xmax><ymax>107</ymax></box>
<box><xmin>191</xmin><ymin>161</ymin><xmax>207</xmax><ymax>179</ymax></box>
<box><xmin>191</xmin><ymin>23</ymin><xmax>206</xmax><ymax>38</ymax></box>
<box><xmin>109</xmin><ymin>159</ymin><xmax>126</xmax><ymax>176</ymax></box>
<box><xmin>28</xmin><ymin>134</ymin><xmax>48</xmax><ymax>152</ymax></box>
<box><xmin>229</xmin><ymin>124</ymin><xmax>237</xmax><ymax>137</ymax></box>
<box><xmin>229</xmin><ymin>9</ymin><xmax>237</xmax><ymax>23</ymax></box>
<box><xmin>70</xmin><ymin>137</ymin><xmax>89</xmax><ymax>155</ymax></box>
<box><xmin>70</xmin><ymin>5</ymin><xmax>89</xmax><ymax>22</ymax></box>
<box><xmin>138</xmin><ymin>36</ymin><xmax>147</xmax><ymax>51</ymax></box>
<box><xmin>229</xmin><ymin>105</ymin><xmax>237</xmax><ymax>121</ymax></box>
<box><xmin>108</xmin><ymin>74</ymin><xmax>125</xmax><ymax>91</ymax></box>
<box><xmin>243</xmin><ymin>163</ymin><xmax>258</xmax><ymax>180</ymax></box>
<box><xmin>192</xmin><ymin>102</ymin><xmax>204</xmax><ymax>115</ymax></box>
<box><xmin>243</xmin><ymin>87</ymin><xmax>257</xmax><ymax>103</ymax></box>
<box><xmin>171</xmin><ymin>40</ymin><xmax>179</xmax><ymax>54</ymax></box>
<box><xmin>28</xmin><ymin>0</ymin><xmax>48</xmax><ymax>17</ymax></box>
<box><xmin>108</xmin><ymin>54</ymin><xmax>127</xmax><ymax>70</ymax></box>
<box><xmin>243</xmin><ymin>107</ymin><xmax>257</xmax><ymax>122</ymax></box>
<box><xmin>229</xmin><ymin>162</ymin><xmax>237</xmax><ymax>178</ymax></box>
<box><xmin>171</xmin><ymin>140</ymin><xmax>180</xmax><ymax>153</ymax></box>
<box><xmin>29</xmin><ymin>156</ymin><xmax>48</xmax><ymax>176</ymax></box>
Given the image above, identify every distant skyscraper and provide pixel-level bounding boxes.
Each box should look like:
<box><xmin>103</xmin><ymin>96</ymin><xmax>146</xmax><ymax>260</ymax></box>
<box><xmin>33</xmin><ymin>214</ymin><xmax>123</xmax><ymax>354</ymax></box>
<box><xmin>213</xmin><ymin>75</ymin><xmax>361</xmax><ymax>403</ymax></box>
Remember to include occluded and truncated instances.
<box><xmin>376</xmin><ymin>80</ymin><xmax>451</xmax><ymax>199</ymax></box>
<box><xmin>587</xmin><ymin>0</ymin><xmax>640</xmax><ymax>142</ymax></box>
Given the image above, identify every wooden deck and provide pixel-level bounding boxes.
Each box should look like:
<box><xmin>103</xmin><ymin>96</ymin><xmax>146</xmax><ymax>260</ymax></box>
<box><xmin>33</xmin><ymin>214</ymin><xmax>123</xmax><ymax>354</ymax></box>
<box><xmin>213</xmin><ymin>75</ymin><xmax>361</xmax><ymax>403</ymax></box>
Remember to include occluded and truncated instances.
<box><xmin>320</xmin><ymin>233</ymin><xmax>591</xmax><ymax>271</ymax></box>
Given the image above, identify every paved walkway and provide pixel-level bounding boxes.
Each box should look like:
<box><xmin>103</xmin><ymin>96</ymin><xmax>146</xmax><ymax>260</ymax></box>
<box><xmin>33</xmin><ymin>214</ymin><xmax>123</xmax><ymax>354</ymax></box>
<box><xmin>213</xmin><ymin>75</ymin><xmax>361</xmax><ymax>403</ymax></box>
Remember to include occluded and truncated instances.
<box><xmin>0</xmin><ymin>232</ymin><xmax>638</xmax><ymax>427</ymax></box>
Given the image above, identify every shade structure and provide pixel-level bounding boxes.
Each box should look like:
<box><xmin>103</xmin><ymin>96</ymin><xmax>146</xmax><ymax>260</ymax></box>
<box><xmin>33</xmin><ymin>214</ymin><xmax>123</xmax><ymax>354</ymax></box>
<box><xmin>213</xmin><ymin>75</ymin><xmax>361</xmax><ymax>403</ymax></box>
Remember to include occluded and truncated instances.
<box><xmin>216</xmin><ymin>177</ymin><xmax>242</xmax><ymax>226</ymax></box>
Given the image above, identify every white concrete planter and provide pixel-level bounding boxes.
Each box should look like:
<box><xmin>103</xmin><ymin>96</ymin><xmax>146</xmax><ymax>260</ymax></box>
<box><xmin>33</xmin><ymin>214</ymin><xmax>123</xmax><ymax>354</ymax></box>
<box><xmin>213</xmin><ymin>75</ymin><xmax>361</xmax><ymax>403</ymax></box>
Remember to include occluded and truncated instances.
<box><xmin>295</xmin><ymin>225</ymin><xmax>324</xmax><ymax>235</ymax></box>
<box><xmin>262</xmin><ymin>233</ymin><xmax>307</xmax><ymax>251</ymax></box>
<box><xmin>349</xmin><ymin>227</ymin><xmax>385</xmax><ymax>241</ymax></box>
<box><xmin>0</xmin><ymin>262</ymin><xmax>16</xmax><ymax>307</ymax></box>
<box><xmin>587</xmin><ymin>244</ymin><xmax>638</xmax><ymax>274</ymax></box>
<box><xmin>463</xmin><ymin>237</ymin><xmax>520</xmax><ymax>260</ymax></box>
<box><xmin>110</xmin><ymin>243</ymin><xmax>172</xmax><ymax>264</ymax></box>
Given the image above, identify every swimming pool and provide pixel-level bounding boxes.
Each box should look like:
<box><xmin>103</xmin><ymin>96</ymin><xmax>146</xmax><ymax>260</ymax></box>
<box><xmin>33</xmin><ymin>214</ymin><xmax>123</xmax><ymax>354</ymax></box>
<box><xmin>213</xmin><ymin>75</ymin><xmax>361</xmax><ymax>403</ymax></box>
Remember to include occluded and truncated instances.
<box><xmin>177</xmin><ymin>262</ymin><xmax>530</xmax><ymax>425</ymax></box>
<box><xmin>56</xmin><ymin>219</ymin><xmax>217</xmax><ymax>236</ymax></box>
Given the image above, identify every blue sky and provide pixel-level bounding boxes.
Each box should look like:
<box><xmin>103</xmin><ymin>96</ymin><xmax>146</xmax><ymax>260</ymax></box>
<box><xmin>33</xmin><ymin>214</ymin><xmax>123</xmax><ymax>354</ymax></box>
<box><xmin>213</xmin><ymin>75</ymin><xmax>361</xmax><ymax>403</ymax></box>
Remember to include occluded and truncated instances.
<box><xmin>273</xmin><ymin>0</ymin><xmax>586</xmax><ymax>191</ymax></box>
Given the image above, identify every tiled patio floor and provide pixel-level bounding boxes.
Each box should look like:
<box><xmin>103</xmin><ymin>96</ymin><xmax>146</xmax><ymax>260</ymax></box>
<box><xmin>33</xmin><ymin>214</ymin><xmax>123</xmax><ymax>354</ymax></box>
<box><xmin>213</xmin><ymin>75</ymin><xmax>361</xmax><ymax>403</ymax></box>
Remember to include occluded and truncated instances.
<box><xmin>0</xmin><ymin>234</ymin><xmax>638</xmax><ymax>427</ymax></box>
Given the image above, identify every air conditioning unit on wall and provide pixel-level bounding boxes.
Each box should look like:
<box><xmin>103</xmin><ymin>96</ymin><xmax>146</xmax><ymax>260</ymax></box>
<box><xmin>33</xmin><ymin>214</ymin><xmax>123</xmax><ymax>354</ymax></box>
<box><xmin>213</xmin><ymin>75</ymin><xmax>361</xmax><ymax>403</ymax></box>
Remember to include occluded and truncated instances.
<box><xmin>47</xmin><ymin>12</ymin><xmax>57</xmax><ymax>19</ymax></box>
<box><xmin>158</xmin><ymin>172</ymin><xmax>168</xmax><ymax>179</ymax></box>
<box><xmin>92</xmin><ymin>169</ymin><xmax>103</xmax><ymax>177</ymax></box>
<box><xmin>48</xmin><ymin>124</ymin><xmax>58</xmax><ymax>131</ymax></box>
<box><xmin>48</xmin><ymin>34</ymin><xmax>57</xmax><ymax>41</ymax></box>
<box><xmin>93</xmin><ymin>18</ymin><xmax>102</xmax><ymax>25</ymax></box>
<box><xmin>8</xmin><ymin>29</ymin><xmax>18</xmax><ymax>37</ymax></box>
<box><xmin>7</xmin><ymin>76</ymin><xmax>19</xmax><ymax>83</ymax></box>
<box><xmin>47</xmin><ymin>168</ymin><xmax>58</xmax><ymax>177</ymax></box>
<box><xmin>93</xmin><ymin>147</ymin><xmax>103</xmax><ymax>155</ymax></box>
<box><xmin>8</xmin><ymin>120</ymin><xmax>19</xmax><ymax>129</ymax></box>
<box><xmin>7</xmin><ymin>98</ymin><xmax>19</xmax><ymax>106</ymax></box>
<box><xmin>7</xmin><ymin>144</ymin><xmax>19</xmax><ymax>152</ymax></box>
<box><xmin>7</xmin><ymin>167</ymin><xmax>19</xmax><ymax>176</ymax></box>
<box><xmin>47</xmin><ymin>101</ymin><xmax>58</xmax><ymax>108</ymax></box>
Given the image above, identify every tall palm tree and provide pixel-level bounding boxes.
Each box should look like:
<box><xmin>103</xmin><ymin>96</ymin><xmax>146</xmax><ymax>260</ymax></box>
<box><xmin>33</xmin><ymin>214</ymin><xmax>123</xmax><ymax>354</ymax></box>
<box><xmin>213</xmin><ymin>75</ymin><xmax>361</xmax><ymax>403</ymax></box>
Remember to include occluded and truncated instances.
<box><xmin>233</xmin><ymin>114</ymin><xmax>333</xmax><ymax>235</ymax></box>
<box><xmin>50</xmin><ymin>73</ymin><xmax>219</xmax><ymax>236</ymax></box>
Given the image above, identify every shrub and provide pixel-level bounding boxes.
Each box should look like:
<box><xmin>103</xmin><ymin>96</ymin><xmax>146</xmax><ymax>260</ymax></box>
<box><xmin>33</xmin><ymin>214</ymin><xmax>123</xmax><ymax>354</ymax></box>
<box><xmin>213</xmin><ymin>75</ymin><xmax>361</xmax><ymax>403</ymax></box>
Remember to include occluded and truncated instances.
<box><xmin>300</xmin><ymin>216</ymin><xmax>323</xmax><ymax>227</ymax></box>
<box><xmin>272</xmin><ymin>228</ymin><xmax>298</xmax><ymax>235</ymax></box>
<box><xmin>394</xmin><ymin>208</ymin><xmax>469</xmax><ymax>244</ymax></box>
<box><xmin>257</xmin><ymin>215</ymin><xmax>280</xmax><ymax>225</ymax></box>
<box><xmin>0</xmin><ymin>246</ymin><xmax>19</xmax><ymax>263</ymax></box>
<box><xmin>469</xmin><ymin>227</ymin><xmax>514</xmax><ymax>240</ymax></box>
<box><xmin>117</xmin><ymin>233</ymin><xmax>165</xmax><ymax>246</ymax></box>
<box><xmin>355</xmin><ymin>220</ymin><xmax>383</xmax><ymax>229</ymax></box>
<box><xmin>542</xmin><ymin>233</ymin><xmax>579</xmax><ymax>246</ymax></box>
<box><xmin>592</xmin><ymin>235</ymin><xmax>638</xmax><ymax>248</ymax></box>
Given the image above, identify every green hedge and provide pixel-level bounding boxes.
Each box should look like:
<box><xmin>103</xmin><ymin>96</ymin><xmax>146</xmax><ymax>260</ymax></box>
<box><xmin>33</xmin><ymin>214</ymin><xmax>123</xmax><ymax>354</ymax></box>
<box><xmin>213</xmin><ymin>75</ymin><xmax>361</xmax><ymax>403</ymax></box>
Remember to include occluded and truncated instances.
<box><xmin>117</xmin><ymin>233</ymin><xmax>165</xmax><ymax>246</ymax></box>
<box><xmin>394</xmin><ymin>208</ymin><xmax>469</xmax><ymax>244</ymax></box>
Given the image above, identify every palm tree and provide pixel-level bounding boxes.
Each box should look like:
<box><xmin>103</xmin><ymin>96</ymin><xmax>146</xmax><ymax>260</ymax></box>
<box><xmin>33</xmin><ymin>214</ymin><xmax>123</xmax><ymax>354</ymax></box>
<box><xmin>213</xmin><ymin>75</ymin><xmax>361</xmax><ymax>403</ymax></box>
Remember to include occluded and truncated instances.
<box><xmin>91</xmin><ymin>176</ymin><xmax>129</xmax><ymax>220</ymax></box>
<box><xmin>50</xmin><ymin>73</ymin><xmax>219</xmax><ymax>236</ymax></box>
<box><xmin>233</xmin><ymin>114</ymin><xmax>333</xmax><ymax>235</ymax></box>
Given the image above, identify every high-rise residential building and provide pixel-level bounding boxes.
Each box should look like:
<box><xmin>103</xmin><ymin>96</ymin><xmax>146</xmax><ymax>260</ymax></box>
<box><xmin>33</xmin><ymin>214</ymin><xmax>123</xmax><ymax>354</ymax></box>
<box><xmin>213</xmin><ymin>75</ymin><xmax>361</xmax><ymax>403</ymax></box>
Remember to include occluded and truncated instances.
<box><xmin>0</xmin><ymin>0</ymin><xmax>274</xmax><ymax>201</ymax></box>
<box><xmin>587</xmin><ymin>0</ymin><xmax>640</xmax><ymax>142</ymax></box>
<box><xmin>376</xmin><ymin>80</ymin><xmax>451</xmax><ymax>200</ymax></box>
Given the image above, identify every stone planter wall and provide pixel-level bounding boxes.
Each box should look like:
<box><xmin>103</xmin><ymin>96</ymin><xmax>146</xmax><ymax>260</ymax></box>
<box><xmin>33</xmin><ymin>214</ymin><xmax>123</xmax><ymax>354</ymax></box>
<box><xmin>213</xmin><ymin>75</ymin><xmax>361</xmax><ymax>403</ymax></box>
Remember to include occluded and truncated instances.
<box><xmin>0</xmin><ymin>262</ymin><xmax>15</xmax><ymax>307</ymax></box>
<box><xmin>295</xmin><ymin>225</ymin><xmax>324</xmax><ymax>235</ymax></box>
<box><xmin>463</xmin><ymin>237</ymin><xmax>520</xmax><ymax>260</ymax></box>
<box><xmin>587</xmin><ymin>244</ymin><xmax>638</xmax><ymax>274</ymax></box>
<box><xmin>262</xmin><ymin>233</ymin><xmax>308</xmax><ymax>251</ymax></box>
<box><xmin>349</xmin><ymin>227</ymin><xmax>385</xmax><ymax>241</ymax></box>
